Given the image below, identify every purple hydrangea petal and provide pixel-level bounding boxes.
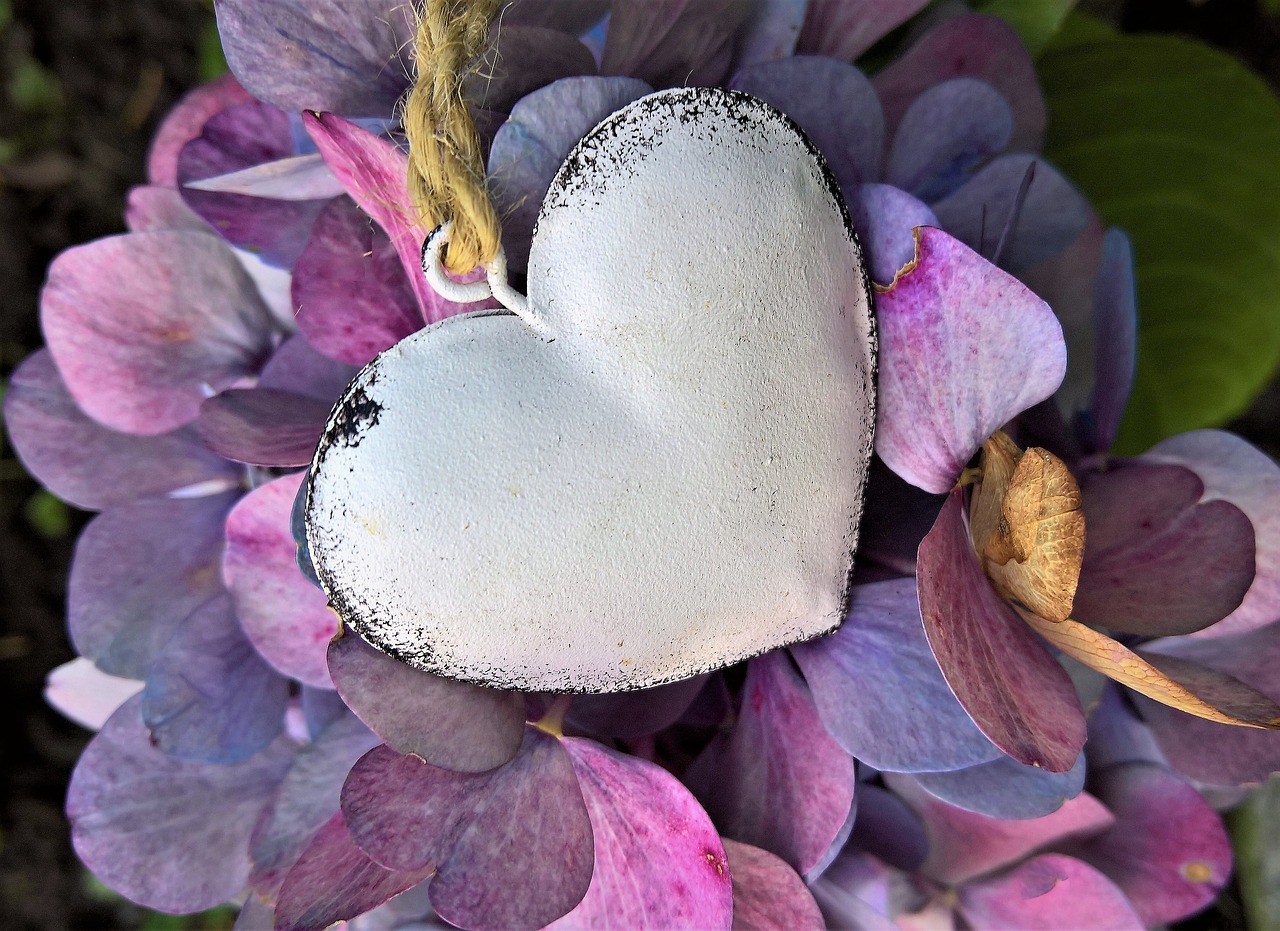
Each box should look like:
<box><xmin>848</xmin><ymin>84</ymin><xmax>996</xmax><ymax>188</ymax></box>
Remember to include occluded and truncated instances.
<box><xmin>465</xmin><ymin>26</ymin><xmax>597</xmax><ymax>115</ymax></box>
<box><xmin>601</xmin><ymin>0</ymin><xmax>751</xmax><ymax>88</ymax></box>
<box><xmin>885</xmin><ymin>78</ymin><xmax>1014</xmax><ymax>202</ymax></box>
<box><xmin>4</xmin><ymin>350</ymin><xmax>238</xmax><ymax>511</ymax></box>
<box><xmin>502</xmin><ymin>0</ymin><xmax>609</xmax><ymax>32</ymax></box>
<box><xmin>69</xmin><ymin>491</ymin><xmax>238</xmax><ymax>679</ymax></box>
<box><xmin>735</xmin><ymin>0</ymin><xmax>807</xmax><ymax>66</ymax></box>
<box><xmin>234</xmin><ymin>895</ymin><xmax>276</xmax><ymax>930</ymax></box>
<box><xmin>141</xmin><ymin>592</ymin><xmax>290</xmax><ymax>763</ymax></box>
<box><xmin>847</xmin><ymin>183</ymin><xmax>937</xmax><ymax>286</ymax></box>
<box><xmin>958</xmin><ymin>854</ymin><xmax>1144</xmax><ymax>930</ymax></box>
<box><xmin>791</xmin><ymin>577</ymin><xmax>1002</xmax><ymax>773</ymax></box>
<box><xmin>178</xmin><ymin>100</ymin><xmax>329</xmax><ymax>268</ymax></box>
<box><xmin>1088</xmin><ymin>229</ymin><xmax>1137</xmax><ymax>454</ymax></box>
<box><xmin>148</xmin><ymin>74</ymin><xmax>253</xmax><ymax>187</ymax></box>
<box><xmin>214</xmin><ymin>0</ymin><xmax>415</xmax><ymax>116</ymax></box>
<box><xmin>874</xmin><ymin>227</ymin><xmax>1066</xmax><ymax>494</ymax></box>
<box><xmin>1144</xmin><ymin>430</ymin><xmax>1280</xmax><ymax>638</ymax></box>
<box><xmin>931</xmin><ymin>155</ymin><xmax>1092</xmax><ymax>274</ymax></box>
<box><xmin>342</xmin><ymin>735</ymin><xmax>594</xmax><ymax>929</ymax></box>
<box><xmin>729</xmin><ymin>57</ymin><xmax>883</xmax><ymax>189</ymax></box>
<box><xmin>199</xmin><ymin>388</ymin><xmax>330</xmax><ymax>467</ymax></box>
<box><xmin>723</xmin><ymin>839</ymin><xmax>824</xmax><ymax>930</ymax></box>
<box><xmin>293</xmin><ymin>196</ymin><xmax>425</xmax><ymax>366</ymax></box>
<box><xmin>687</xmin><ymin>651</ymin><xmax>855</xmax><ymax>874</ymax></box>
<box><xmin>911</xmin><ymin>751</ymin><xmax>1086</xmax><ymax>820</ymax></box>
<box><xmin>489</xmin><ymin>76</ymin><xmax>652</xmax><ymax>271</ymax></box>
<box><xmin>45</xmin><ymin>658</ymin><xmax>144</xmax><ymax>731</ymax></box>
<box><xmin>42</xmin><ymin>230</ymin><xmax>276</xmax><ymax>436</ymax></box>
<box><xmin>1075</xmin><ymin>461</ymin><xmax>1255</xmax><ymax>637</ymax></box>
<box><xmin>301</xmin><ymin>685</ymin><xmax>349</xmax><ymax>738</ymax></box>
<box><xmin>845</xmin><ymin>783</ymin><xmax>927</xmax><ymax>873</ymax></box>
<box><xmin>126</xmin><ymin>185</ymin><xmax>207</xmax><ymax>232</ymax></box>
<box><xmin>887</xmin><ymin>773</ymin><xmax>1114</xmax><ymax>887</ymax></box>
<box><xmin>327</xmin><ymin>634</ymin><xmax>525</xmax><ymax>772</ymax></box>
<box><xmin>66</xmin><ymin>695</ymin><xmax>293</xmax><ymax>913</ymax></box>
<box><xmin>548</xmin><ymin>737</ymin><xmax>733</xmax><ymax>929</ymax></box>
<box><xmin>566</xmin><ymin>674</ymin><xmax>707</xmax><ymax>738</ymax></box>
<box><xmin>1086</xmin><ymin>684</ymin><xmax>1167</xmax><ymax>771</ymax></box>
<box><xmin>258</xmin><ymin>333</ymin><xmax>359</xmax><ymax>401</ymax></box>
<box><xmin>873</xmin><ymin>13</ymin><xmax>1045</xmax><ymax>153</ymax></box>
<box><xmin>184</xmin><ymin>153</ymin><xmax>345</xmax><ymax>200</ymax></box>
<box><xmin>795</xmin><ymin>0</ymin><xmax>927</xmax><ymax>62</ymax></box>
<box><xmin>224</xmin><ymin>472</ymin><xmax>338</xmax><ymax>689</ymax></box>
<box><xmin>809</xmin><ymin>851</ymin><xmax>898</xmax><ymax>930</ymax></box>
<box><xmin>250</xmin><ymin>711</ymin><xmax>381</xmax><ymax>896</ymax></box>
<box><xmin>916</xmin><ymin>490</ymin><xmax>1086</xmax><ymax>772</ymax></box>
<box><xmin>1077</xmin><ymin>762</ymin><xmax>1231</xmax><ymax>926</ymax></box>
<box><xmin>274</xmin><ymin>812</ymin><xmax>435</xmax><ymax>931</ymax></box>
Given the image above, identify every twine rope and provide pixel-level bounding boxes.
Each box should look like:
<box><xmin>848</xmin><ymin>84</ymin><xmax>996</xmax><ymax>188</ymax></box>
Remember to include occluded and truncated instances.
<box><xmin>404</xmin><ymin>0</ymin><xmax>502</xmax><ymax>274</ymax></box>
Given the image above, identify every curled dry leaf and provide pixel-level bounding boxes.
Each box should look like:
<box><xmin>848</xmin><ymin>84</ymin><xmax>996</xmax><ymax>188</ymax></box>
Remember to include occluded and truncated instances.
<box><xmin>970</xmin><ymin>432</ymin><xmax>1085</xmax><ymax>622</ymax></box>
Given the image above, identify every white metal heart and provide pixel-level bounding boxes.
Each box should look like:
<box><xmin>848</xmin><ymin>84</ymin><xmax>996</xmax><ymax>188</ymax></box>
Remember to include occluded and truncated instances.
<box><xmin>306</xmin><ymin>86</ymin><xmax>876</xmax><ymax>692</ymax></box>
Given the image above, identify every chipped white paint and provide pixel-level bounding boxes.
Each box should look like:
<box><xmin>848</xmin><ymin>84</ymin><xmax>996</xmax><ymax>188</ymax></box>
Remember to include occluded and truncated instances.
<box><xmin>306</xmin><ymin>87</ymin><xmax>877</xmax><ymax>692</ymax></box>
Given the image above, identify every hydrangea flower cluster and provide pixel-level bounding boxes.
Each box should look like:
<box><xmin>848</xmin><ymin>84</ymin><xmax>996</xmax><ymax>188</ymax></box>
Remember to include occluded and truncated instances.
<box><xmin>9</xmin><ymin>1</ymin><xmax>1280</xmax><ymax>928</ymax></box>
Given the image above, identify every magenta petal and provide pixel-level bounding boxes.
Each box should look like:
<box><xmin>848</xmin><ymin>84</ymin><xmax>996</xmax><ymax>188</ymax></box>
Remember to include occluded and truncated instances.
<box><xmin>1075</xmin><ymin>461</ymin><xmax>1255</xmax><ymax>637</ymax></box>
<box><xmin>258</xmin><ymin>334</ymin><xmax>359</xmax><ymax>402</ymax></box>
<box><xmin>729</xmin><ymin>57</ymin><xmax>884</xmax><ymax>188</ymax></box>
<box><xmin>293</xmin><ymin>196</ymin><xmax>425</xmax><ymax>366</ymax></box>
<box><xmin>1078</xmin><ymin>762</ymin><xmax>1231</xmax><ymax>926</ymax></box>
<box><xmin>327</xmin><ymin>634</ymin><xmax>524</xmax><ymax>772</ymax></box>
<box><xmin>126</xmin><ymin>185</ymin><xmax>206</xmax><ymax>232</ymax></box>
<box><xmin>274</xmin><ymin>812</ymin><xmax>434</xmax><ymax>931</ymax></box>
<box><xmin>792</xmin><ymin>578</ymin><xmax>1000</xmax><ymax>773</ymax></box>
<box><xmin>214</xmin><ymin>0</ymin><xmax>414</xmax><ymax>115</ymax></box>
<box><xmin>917</xmin><ymin>490</ymin><xmax>1086</xmax><ymax>771</ymax></box>
<box><xmin>250</xmin><ymin>712</ymin><xmax>380</xmax><ymax>896</ymax></box>
<box><xmin>848</xmin><ymin>184</ymin><xmax>938</xmax><ymax>286</ymax></box>
<box><xmin>873</xmin><ymin>13</ymin><xmax>1045</xmax><ymax>153</ymax></box>
<box><xmin>148</xmin><ymin>74</ymin><xmax>253</xmax><ymax>187</ymax></box>
<box><xmin>912</xmin><ymin>752</ymin><xmax>1086</xmax><ymax>820</ymax></box>
<box><xmin>601</xmin><ymin>0</ymin><xmax>749</xmax><ymax>88</ymax></box>
<box><xmin>67</xmin><ymin>695</ymin><xmax>293</xmax><ymax>913</ymax></box>
<box><xmin>958</xmin><ymin>854</ymin><xmax>1144</xmax><ymax>931</ymax></box>
<box><xmin>688</xmin><ymin>652</ymin><xmax>855</xmax><ymax>874</ymax></box>
<box><xmin>723</xmin><ymin>839</ymin><xmax>823</xmax><ymax>931</ymax></box>
<box><xmin>795</xmin><ymin>0</ymin><xmax>927</xmax><ymax>61</ymax></box>
<box><xmin>888</xmin><ymin>773</ymin><xmax>1114</xmax><ymax>887</ymax></box>
<box><xmin>225</xmin><ymin>472</ymin><xmax>338</xmax><ymax>688</ymax></box>
<box><xmin>42</xmin><ymin>230</ymin><xmax>275</xmax><ymax>435</ymax></box>
<box><xmin>69</xmin><ymin>491</ymin><xmax>238</xmax><ymax>679</ymax></box>
<box><xmin>4</xmin><ymin>350</ymin><xmax>237</xmax><ymax>511</ymax></box>
<box><xmin>548</xmin><ymin>738</ymin><xmax>733</xmax><ymax>930</ymax></box>
<box><xmin>1145</xmin><ymin>430</ymin><xmax>1280</xmax><ymax>638</ymax></box>
<box><xmin>874</xmin><ymin>227</ymin><xmax>1066</xmax><ymax>493</ymax></box>
<box><xmin>343</xmin><ymin>735</ymin><xmax>593</xmax><ymax>929</ymax></box>
<box><xmin>199</xmin><ymin>388</ymin><xmax>330</xmax><ymax>467</ymax></box>
<box><xmin>566</xmin><ymin>674</ymin><xmax>708</xmax><ymax>738</ymax></box>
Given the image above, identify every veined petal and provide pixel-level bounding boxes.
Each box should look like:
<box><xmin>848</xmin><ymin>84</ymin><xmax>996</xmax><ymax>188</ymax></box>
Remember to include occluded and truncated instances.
<box><xmin>795</xmin><ymin>0</ymin><xmax>927</xmax><ymax>62</ymax></box>
<box><xmin>847</xmin><ymin>184</ymin><xmax>938</xmax><ymax>287</ymax></box>
<box><xmin>600</xmin><ymin>0</ymin><xmax>750</xmax><ymax>88</ymax></box>
<box><xmin>199</xmin><ymin>388</ymin><xmax>331</xmax><ymax>467</ymax></box>
<box><xmin>958</xmin><ymin>855</ymin><xmax>1143</xmax><ymax>931</ymax></box>
<box><xmin>723</xmin><ymin>839</ymin><xmax>824</xmax><ymax>931</ymax></box>
<box><xmin>148</xmin><ymin>73</ymin><xmax>252</xmax><ymax>187</ymax></box>
<box><xmin>910</xmin><ymin>752</ymin><xmax>1086</xmax><ymax>820</ymax></box>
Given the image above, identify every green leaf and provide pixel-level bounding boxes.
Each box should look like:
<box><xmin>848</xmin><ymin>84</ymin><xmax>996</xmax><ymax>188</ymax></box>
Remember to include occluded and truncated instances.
<box><xmin>1040</xmin><ymin>34</ymin><xmax>1280</xmax><ymax>452</ymax></box>
<box><xmin>974</xmin><ymin>0</ymin><xmax>1079</xmax><ymax>57</ymax></box>
<box><xmin>198</xmin><ymin>16</ymin><xmax>228</xmax><ymax>82</ymax></box>
<box><xmin>1230</xmin><ymin>776</ymin><xmax>1280</xmax><ymax>930</ymax></box>
<box><xmin>24</xmin><ymin>490</ymin><xmax>69</xmax><ymax>539</ymax></box>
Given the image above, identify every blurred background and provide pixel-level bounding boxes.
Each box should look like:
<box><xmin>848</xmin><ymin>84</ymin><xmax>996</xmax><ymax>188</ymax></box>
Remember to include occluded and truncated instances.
<box><xmin>1</xmin><ymin>0</ymin><xmax>1279</xmax><ymax>928</ymax></box>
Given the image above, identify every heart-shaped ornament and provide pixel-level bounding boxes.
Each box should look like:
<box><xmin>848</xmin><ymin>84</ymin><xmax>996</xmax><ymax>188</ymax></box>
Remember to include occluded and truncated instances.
<box><xmin>306</xmin><ymin>87</ymin><xmax>876</xmax><ymax>693</ymax></box>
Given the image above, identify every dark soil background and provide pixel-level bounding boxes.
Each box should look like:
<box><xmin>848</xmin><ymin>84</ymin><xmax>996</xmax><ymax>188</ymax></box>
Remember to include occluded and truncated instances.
<box><xmin>0</xmin><ymin>1</ymin><xmax>1277</xmax><ymax>928</ymax></box>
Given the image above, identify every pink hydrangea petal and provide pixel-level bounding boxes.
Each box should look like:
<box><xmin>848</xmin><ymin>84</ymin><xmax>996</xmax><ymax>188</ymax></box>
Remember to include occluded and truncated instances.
<box><xmin>257</xmin><ymin>333</ymin><xmax>359</xmax><ymax>401</ymax></box>
<box><xmin>342</xmin><ymin>735</ymin><xmax>594</xmax><ymax>929</ymax></box>
<box><xmin>874</xmin><ymin>227</ymin><xmax>1066</xmax><ymax>493</ymax></box>
<box><xmin>148</xmin><ymin>73</ymin><xmax>252</xmax><ymax>187</ymax></box>
<box><xmin>42</xmin><ymin>230</ymin><xmax>275</xmax><ymax>436</ymax></box>
<box><xmin>214</xmin><ymin>0</ymin><xmax>415</xmax><ymax>115</ymax></box>
<box><xmin>67</xmin><ymin>695</ymin><xmax>293</xmax><ymax>913</ymax></box>
<box><xmin>184</xmin><ymin>153</ymin><xmax>345</xmax><ymax>200</ymax></box>
<box><xmin>601</xmin><ymin>0</ymin><xmax>751</xmax><ymax>88</ymax></box>
<box><xmin>958</xmin><ymin>854</ymin><xmax>1144</xmax><ymax>931</ymax></box>
<box><xmin>687</xmin><ymin>651</ymin><xmax>855</xmax><ymax>874</ymax></box>
<box><xmin>1077</xmin><ymin>762</ymin><xmax>1231</xmax><ymax>926</ymax></box>
<box><xmin>547</xmin><ymin>738</ymin><xmax>733</xmax><ymax>930</ymax></box>
<box><xmin>916</xmin><ymin>490</ymin><xmax>1086</xmax><ymax>772</ymax></box>
<box><xmin>69</xmin><ymin>491</ymin><xmax>239</xmax><ymax>679</ymax></box>
<box><xmin>873</xmin><ymin>13</ymin><xmax>1045</xmax><ymax>153</ymax></box>
<box><xmin>199</xmin><ymin>388</ymin><xmax>330</xmax><ymax>467</ymax></box>
<box><xmin>723</xmin><ymin>839</ymin><xmax>823</xmax><ymax>931</ymax></box>
<box><xmin>292</xmin><ymin>196</ymin><xmax>425</xmax><ymax>366</ymax></box>
<box><xmin>1075</xmin><ymin>461</ymin><xmax>1255</xmax><ymax>637</ymax></box>
<box><xmin>274</xmin><ymin>812</ymin><xmax>435</xmax><ymax>931</ymax></box>
<box><xmin>45</xmin><ymin>658</ymin><xmax>144</xmax><ymax>731</ymax></box>
<box><xmin>4</xmin><ymin>350</ymin><xmax>238</xmax><ymax>511</ymax></box>
<box><xmin>126</xmin><ymin>185</ymin><xmax>207</xmax><ymax>232</ymax></box>
<box><xmin>327</xmin><ymin>634</ymin><xmax>525</xmax><ymax>772</ymax></box>
<box><xmin>730</xmin><ymin>57</ymin><xmax>884</xmax><ymax>188</ymax></box>
<box><xmin>224</xmin><ymin>472</ymin><xmax>338</xmax><ymax>688</ymax></box>
<box><xmin>847</xmin><ymin>183</ymin><xmax>938</xmax><ymax>286</ymax></box>
<box><xmin>1144</xmin><ymin>430</ymin><xmax>1280</xmax><ymax>638</ymax></box>
<box><xmin>795</xmin><ymin>0</ymin><xmax>927</xmax><ymax>61</ymax></box>
<box><xmin>887</xmin><ymin>773</ymin><xmax>1114</xmax><ymax>887</ymax></box>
